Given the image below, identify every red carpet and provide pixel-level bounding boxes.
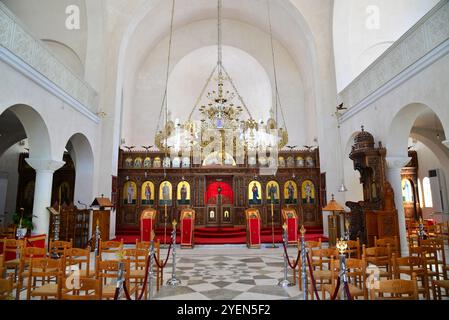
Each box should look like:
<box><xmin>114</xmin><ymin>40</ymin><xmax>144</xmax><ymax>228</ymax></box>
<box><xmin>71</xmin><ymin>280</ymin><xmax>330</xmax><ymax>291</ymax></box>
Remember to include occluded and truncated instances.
<box><xmin>114</xmin><ymin>226</ymin><xmax>327</xmax><ymax>245</ymax></box>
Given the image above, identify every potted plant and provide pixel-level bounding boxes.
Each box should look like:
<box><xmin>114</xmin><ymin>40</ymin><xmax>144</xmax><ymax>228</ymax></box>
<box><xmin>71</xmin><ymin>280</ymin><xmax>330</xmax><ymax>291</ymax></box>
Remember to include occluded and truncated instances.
<box><xmin>12</xmin><ymin>208</ymin><xmax>34</xmax><ymax>238</ymax></box>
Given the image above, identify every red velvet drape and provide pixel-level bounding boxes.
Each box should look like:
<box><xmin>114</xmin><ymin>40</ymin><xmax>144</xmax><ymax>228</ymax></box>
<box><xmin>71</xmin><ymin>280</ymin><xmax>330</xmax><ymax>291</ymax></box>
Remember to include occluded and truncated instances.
<box><xmin>205</xmin><ymin>182</ymin><xmax>234</xmax><ymax>204</ymax></box>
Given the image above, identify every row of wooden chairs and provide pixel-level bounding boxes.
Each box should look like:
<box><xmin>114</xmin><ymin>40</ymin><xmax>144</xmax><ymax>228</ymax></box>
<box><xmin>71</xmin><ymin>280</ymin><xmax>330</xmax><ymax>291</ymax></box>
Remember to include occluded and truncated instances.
<box><xmin>0</xmin><ymin>237</ymin><xmax>164</xmax><ymax>300</ymax></box>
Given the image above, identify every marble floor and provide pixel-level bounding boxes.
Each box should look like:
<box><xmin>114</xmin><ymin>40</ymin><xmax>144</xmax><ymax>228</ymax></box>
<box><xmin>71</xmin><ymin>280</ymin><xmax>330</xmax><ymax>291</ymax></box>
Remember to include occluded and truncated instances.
<box><xmin>153</xmin><ymin>245</ymin><xmax>304</xmax><ymax>300</ymax></box>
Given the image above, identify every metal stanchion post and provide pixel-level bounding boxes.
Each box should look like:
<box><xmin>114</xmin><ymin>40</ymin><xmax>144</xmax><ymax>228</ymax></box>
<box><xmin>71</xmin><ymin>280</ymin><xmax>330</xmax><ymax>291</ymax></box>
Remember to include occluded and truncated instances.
<box><xmin>93</xmin><ymin>220</ymin><xmax>101</xmax><ymax>271</ymax></box>
<box><xmin>337</xmin><ymin>238</ymin><xmax>348</xmax><ymax>300</ymax></box>
<box><xmin>300</xmin><ymin>225</ymin><xmax>308</xmax><ymax>300</ymax></box>
<box><xmin>116</xmin><ymin>261</ymin><xmax>125</xmax><ymax>300</ymax></box>
<box><xmin>418</xmin><ymin>218</ymin><xmax>426</xmax><ymax>241</ymax></box>
<box><xmin>167</xmin><ymin>219</ymin><xmax>181</xmax><ymax>286</ymax></box>
<box><xmin>148</xmin><ymin>231</ymin><xmax>155</xmax><ymax>300</ymax></box>
<box><xmin>278</xmin><ymin>223</ymin><xmax>294</xmax><ymax>287</ymax></box>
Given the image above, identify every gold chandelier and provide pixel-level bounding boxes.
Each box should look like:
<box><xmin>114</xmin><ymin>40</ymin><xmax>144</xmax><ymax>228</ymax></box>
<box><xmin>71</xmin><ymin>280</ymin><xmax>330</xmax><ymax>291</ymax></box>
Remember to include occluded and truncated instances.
<box><xmin>155</xmin><ymin>0</ymin><xmax>288</xmax><ymax>154</ymax></box>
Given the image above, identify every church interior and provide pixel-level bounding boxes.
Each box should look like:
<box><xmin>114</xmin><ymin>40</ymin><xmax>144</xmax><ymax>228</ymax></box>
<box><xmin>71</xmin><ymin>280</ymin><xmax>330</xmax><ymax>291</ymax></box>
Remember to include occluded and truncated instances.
<box><xmin>1</xmin><ymin>0</ymin><xmax>449</xmax><ymax>302</ymax></box>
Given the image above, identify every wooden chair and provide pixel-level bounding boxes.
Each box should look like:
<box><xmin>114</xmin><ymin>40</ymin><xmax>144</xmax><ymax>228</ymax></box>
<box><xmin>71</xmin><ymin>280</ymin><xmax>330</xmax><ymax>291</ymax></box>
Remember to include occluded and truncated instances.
<box><xmin>60</xmin><ymin>277</ymin><xmax>101</xmax><ymax>300</ymax></box>
<box><xmin>49</xmin><ymin>239</ymin><xmax>73</xmax><ymax>257</ymax></box>
<box><xmin>1</xmin><ymin>239</ymin><xmax>25</xmax><ymax>279</ymax></box>
<box><xmin>26</xmin><ymin>257</ymin><xmax>63</xmax><ymax>300</ymax></box>
<box><xmin>121</xmin><ymin>248</ymin><xmax>148</xmax><ymax>299</ymax></box>
<box><xmin>346</xmin><ymin>238</ymin><xmax>361</xmax><ymax>259</ymax></box>
<box><xmin>375</xmin><ymin>236</ymin><xmax>399</xmax><ymax>257</ymax></box>
<box><xmin>391</xmin><ymin>253</ymin><xmax>429</xmax><ymax>300</ymax></box>
<box><xmin>15</xmin><ymin>247</ymin><xmax>47</xmax><ymax>299</ymax></box>
<box><xmin>0</xmin><ymin>254</ymin><xmax>4</xmax><ymax>278</ymax></box>
<box><xmin>135</xmin><ymin>239</ymin><xmax>162</xmax><ymax>291</ymax></box>
<box><xmin>363</xmin><ymin>245</ymin><xmax>392</xmax><ymax>279</ymax></box>
<box><xmin>99</xmin><ymin>240</ymin><xmax>124</xmax><ymax>260</ymax></box>
<box><xmin>0</xmin><ymin>226</ymin><xmax>16</xmax><ymax>239</ymax></box>
<box><xmin>95</xmin><ymin>257</ymin><xmax>131</xmax><ymax>300</ymax></box>
<box><xmin>305</xmin><ymin>248</ymin><xmax>338</xmax><ymax>292</ymax></box>
<box><xmin>0</xmin><ymin>274</ymin><xmax>14</xmax><ymax>300</ymax></box>
<box><xmin>323</xmin><ymin>257</ymin><xmax>368</xmax><ymax>300</ymax></box>
<box><xmin>63</xmin><ymin>247</ymin><xmax>94</xmax><ymax>278</ymax></box>
<box><xmin>419</xmin><ymin>238</ymin><xmax>448</xmax><ymax>280</ymax></box>
<box><xmin>369</xmin><ymin>273</ymin><xmax>419</xmax><ymax>300</ymax></box>
<box><xmin>432</xmin><ymin>280</ymin><xmax>449</xmax><ymax>300</ymax></box>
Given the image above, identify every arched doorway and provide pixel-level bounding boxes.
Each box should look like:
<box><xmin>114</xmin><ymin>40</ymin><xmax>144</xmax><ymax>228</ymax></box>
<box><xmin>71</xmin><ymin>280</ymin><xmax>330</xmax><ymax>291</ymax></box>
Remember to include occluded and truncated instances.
<box><xmin>205</xmin><ymin>178</ymin><xmax>234</xmax><ymax>227</ymax></box>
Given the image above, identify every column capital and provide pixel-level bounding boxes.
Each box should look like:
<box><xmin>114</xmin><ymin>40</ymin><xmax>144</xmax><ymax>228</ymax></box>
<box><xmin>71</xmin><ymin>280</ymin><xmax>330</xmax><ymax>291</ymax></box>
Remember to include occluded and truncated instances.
<box><xmin>442</xmin><ymin>140</ymin><xmax>449</xmax><ymax>149</ymax></box>
<box><xmin>385</xmin><ymin>156</ymin><xmax>411</xmax><ymax>169</ymax></box>
<box><xmin>25</xmin><ymin>158</ymin><xmax>65</xmax><ymax>173</ymax></box>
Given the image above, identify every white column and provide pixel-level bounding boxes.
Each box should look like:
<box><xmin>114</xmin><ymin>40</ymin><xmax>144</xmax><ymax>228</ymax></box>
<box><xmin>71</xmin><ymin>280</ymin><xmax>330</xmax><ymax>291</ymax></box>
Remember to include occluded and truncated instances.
<box><xmin>25</xmin><ymin>159</ymin><xmax>65</xmax><ymax>240</ymax></box>
<box><xmin>386</xmin><ymin>156</ymin><xmax>411</xmax><ymax>257</ymax></box>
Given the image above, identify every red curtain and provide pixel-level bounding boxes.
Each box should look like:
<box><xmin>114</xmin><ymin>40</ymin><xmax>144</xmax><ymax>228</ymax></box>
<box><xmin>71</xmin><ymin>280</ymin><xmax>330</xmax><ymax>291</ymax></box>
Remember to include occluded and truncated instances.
<box><xmin>205</xmin><ymin>182</ymin><xmax>234</xmax><ymax>204</ymax></box>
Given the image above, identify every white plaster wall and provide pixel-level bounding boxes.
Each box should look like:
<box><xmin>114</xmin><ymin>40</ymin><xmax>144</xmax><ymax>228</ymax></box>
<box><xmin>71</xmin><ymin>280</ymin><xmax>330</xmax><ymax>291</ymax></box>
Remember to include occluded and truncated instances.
<box><xmin>123</xmin><ymin>19</ymin><xmax>308</xmax><ymax>148</ymax></box>
<box><xmin>338</xmin><ymin>53</ymin><xmax>449</xmax><ymax>206</ymax></box>
<box><xmin>414</xmin><ymin>140</ymin><xmax>449</xmax><ymax>220</ymax></box>
<box><xmin>1</xmin><ymin>0</ymin><xmax>88</xmax><ymax>76</ymax></box>
<box><xmin>0</xmin><ymin>142</ymin><xmax>24</xmax><ymax>224</ymax></box>
<box><xmin>333</xmin><ymin>0</ymin><xmax>440</xmax><ymax>92</ymax></box>
<box><xmin>0</xmin><ymin>60</ymin><xmax>101</xmax><ymax>207</ymax></box>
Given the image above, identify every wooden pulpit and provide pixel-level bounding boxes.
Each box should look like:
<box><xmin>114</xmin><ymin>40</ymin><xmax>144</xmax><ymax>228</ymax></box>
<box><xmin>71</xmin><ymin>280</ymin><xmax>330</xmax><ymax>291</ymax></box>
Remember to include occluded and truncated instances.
<box><xmin>140</xmin><ymin>208</ymin><xmax>157</xmax><ymax>242</ymax></box>
<box><xmin>90</xmin><ymin>197</ymin><xmax>112</xmax><ymax>244</ymax></box>
<box><xmin>245</xmin><ymin>208</ymin><xmax>261</xmax><ymax>249</ymax></box>
<box><xmin>282</xmin><ymin>208</ymin><xmax>298</xmax><ymax>245</ymax></box>
<box><xmin>180</xmin><ymin>209</ymin><xmax>195</xmax><ymax>249</ymax></box>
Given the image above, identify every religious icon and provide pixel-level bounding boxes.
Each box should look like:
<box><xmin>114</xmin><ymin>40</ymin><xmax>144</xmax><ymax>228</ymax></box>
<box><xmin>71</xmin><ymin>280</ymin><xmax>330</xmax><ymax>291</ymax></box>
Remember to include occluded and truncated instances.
<box><xmin>159</xmin><ymin>181</ymin><xmax>172</xmax><ymax>206</ymax></box>
<box><xmin>278</xmin><ymin>157</ymin><xmax>286</xmax><ymax>167</ymax></box>
<box><xmin>24</xmin><ymin>181</ymin><xmax>35</xmax><ymax>207</ymax></box>
<box><xmin>177</xmin><ymin>181</ymin><xmax>191</xmax><ymax>205</ymax></box>
<box><xmin>287</xmin><ymin>156</ymin><xmax>295</xmax><ymax>167</ymax></box>
<box><xmin>224</xmin><ymin>210</ymin><xmax>230</xmax><ymax>219</ymax></box>
<box><xmin>266</xmin><ymin>181</ymin><xmax>280</xmax><ymax>204</ymax></box>
<box><xmin>182</xmin><ymin>157</ymin><xmax>190</xmax><ymax>168</ymax></box>
<box><xmin>284</xmin><ymin>180</ymin><xmax>298</xmax><ymax>205</ymax></box>
<box><xmin>59</xmin><ymin>182</ymin><xmax>71</xmax><ymax>205</ymax></box>
<box><xmin>125</xmin><ymin>157</ymin><xmax>133</xmax><ymax>168</ymax></box>
<box><xmin>301</xmin><ymin>180</ymin><xmax>315</xmax><ymax>205</ymax></box>
<box><xmin>153</xmin><ymin>157</ymin><xmax>162</xmax><ymax>168</ymax></box>
<box><xmin>141</xmin><ymin>181</ymin><xmax>155</xmax><ymax>205</ymax></box>
<box><xmin>209</xmin><ymin>210</ymin><xmax>215</xmax><ymax>219</ymax></box>
<box><xmin>134</xmin><ymin>157</ymin><xmax>143</xmax><ymax>168</ymax></box>
<box><xmin>143</xmin><ymin>157</ymin><xmax>152</xmax><ymax>168</ymax></box>
<box><xmin>123</xmin><ymin>181</ymin><xmax>137</xmax><ymax>205</ymax></box>
<box><xmin>248</xmin><ymin>181</ymin><xmax>262</xmax><ymax>205</ymax></box>
<box><xmin>306</xmin><ymin>157</ymin><xmax>315</xmax><ymax>167</ymax></box>
<box><xmin>402</xmin><ymin>179</ymin><xmax>414</xmax><ymax>203</ymax></box>
<box><xmin>296</xmin><ymin>156</ymin><xmax>305</xmax><ymax>167</ymax></box>
<box><xmin>163</xmin><ymin>157</ymin><xmax>171</xmax><ymax>168</ymax></box>
<box><xmin>172</xmin><ymin>157</ymin><xmax>181</xmax><ymax>168</ymax></box>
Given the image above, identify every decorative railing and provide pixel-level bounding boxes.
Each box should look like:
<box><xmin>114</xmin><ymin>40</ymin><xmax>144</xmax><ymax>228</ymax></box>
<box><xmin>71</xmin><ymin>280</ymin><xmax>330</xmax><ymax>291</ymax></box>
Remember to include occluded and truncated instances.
<box><xmin>340</xmin><ymin>0</ymin><xmax>449</xmax><ymax>121</ymax></box>
<box><xmin>0</xmin><ymin>2</ymin><xmax>98</xmax><ymax>114</ymax></box>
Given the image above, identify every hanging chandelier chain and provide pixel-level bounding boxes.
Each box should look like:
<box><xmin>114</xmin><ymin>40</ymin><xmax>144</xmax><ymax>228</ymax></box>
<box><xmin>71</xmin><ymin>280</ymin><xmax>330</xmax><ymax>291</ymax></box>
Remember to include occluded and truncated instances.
<box><xmin>267</xmin><ymin>0</ymin><xmax>288</xmax><ymax>134</ymax></box>
<box><xmin>155</xmin><ymin>0</ymin><xmax>176</xmax><ymax>138</ymax></box>
<box><xmin>221</xmin><ymin>65</ymin><xmax>253</xmax><ymax>119</ymax></box>
<box><xmin>188</xmin><ymin>65</ymin><xmax>218</xmax><ymax>121</ymax></box>
<box><xmin>218</xmin><ymin>0</ymin><xmax>223</xmax><ymax>74</ymax></box>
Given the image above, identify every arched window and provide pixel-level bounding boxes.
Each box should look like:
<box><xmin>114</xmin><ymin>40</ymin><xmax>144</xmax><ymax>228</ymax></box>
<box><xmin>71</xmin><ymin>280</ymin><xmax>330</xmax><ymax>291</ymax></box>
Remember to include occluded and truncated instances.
<box><xmin>418</xmin><ymin>179</ymin><xmax>424</xmax><ymax>208</ymax></box>
<box><xmin>423</xmin><ymin>177</ymin><xmax>433</xmax><ymax>208</ymax></box>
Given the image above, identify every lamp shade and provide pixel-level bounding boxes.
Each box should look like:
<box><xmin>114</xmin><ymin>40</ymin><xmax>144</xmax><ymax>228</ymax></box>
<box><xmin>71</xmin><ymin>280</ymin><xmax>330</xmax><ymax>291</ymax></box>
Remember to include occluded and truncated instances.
<box><xmin>322</xmin><ymin>194</ymin><xmax>345</xmax><ymax>212</ymax></box>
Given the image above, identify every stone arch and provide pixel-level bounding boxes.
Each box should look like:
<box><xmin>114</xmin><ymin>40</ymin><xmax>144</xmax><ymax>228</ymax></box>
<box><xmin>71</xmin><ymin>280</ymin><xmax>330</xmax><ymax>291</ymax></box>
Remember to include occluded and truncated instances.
<box><xmin>0</xmin><ymin>104</ymin><xmax>52</xmax><ymax>160</ymax></box>
<box><xmin>386</xmin><ymin>103</ymin><xmax>447</xmax><ymax>158</ymax></box>
<box><xmin>64</xmin><ymin>133</ymin><xmax>95</xmax><ymax>207</ymax></box>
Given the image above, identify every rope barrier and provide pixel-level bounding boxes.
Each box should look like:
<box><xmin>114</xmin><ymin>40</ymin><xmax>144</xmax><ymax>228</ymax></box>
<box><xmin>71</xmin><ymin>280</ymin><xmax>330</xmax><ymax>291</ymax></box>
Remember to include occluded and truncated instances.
<box><xmin>331</xmin><ymin>276</ymin><xmax>341</xmax><ymax>301</ymax></box>
<box><xmin>281</xmin><ymin>241</ymin><xmax>301</xmax><ymax>270</ymax></box>
<box><xmin>154</xmin><ymin>243</ymin><xmax>173</xmax><ymax>269</ymax></box>
<box><xmin>114</xmin><ymin>243</ymin><xmax>173</xmax><ymax>301</ymax></box>
<box><xmin>305</xmin><ymin>253</ymin><xmax>321</xmax><ymax>300</ymax></box>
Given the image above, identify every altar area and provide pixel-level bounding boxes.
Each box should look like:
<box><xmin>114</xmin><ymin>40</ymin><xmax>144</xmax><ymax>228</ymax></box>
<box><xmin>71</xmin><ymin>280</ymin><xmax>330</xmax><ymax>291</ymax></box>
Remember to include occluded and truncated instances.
<box><xmin>114</xmin><ymin>148</ymin><xmax>326</xmax><ymax>245</ymax></box>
